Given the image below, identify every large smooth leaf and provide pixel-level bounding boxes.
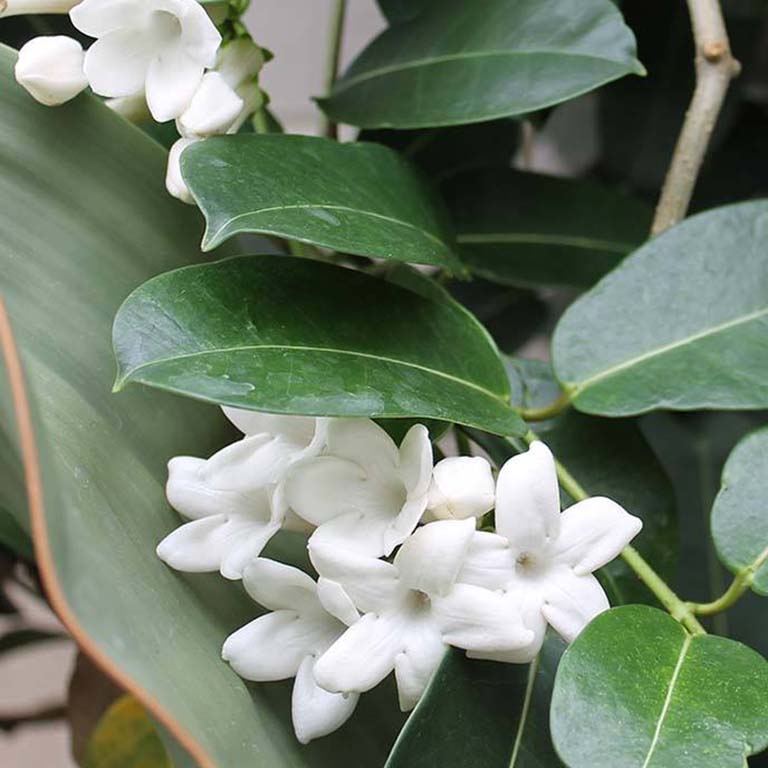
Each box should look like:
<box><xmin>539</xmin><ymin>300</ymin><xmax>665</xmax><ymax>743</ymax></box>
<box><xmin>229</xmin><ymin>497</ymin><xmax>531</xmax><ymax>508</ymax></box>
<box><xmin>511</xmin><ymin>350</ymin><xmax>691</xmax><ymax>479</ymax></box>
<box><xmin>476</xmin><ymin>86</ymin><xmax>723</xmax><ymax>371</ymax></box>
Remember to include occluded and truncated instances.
<box><xmin>469</xmin><ymin>358</ymin><xmax>676</xmax><ymax>605</ymax></box>
<box><xmin>443</xmin><ymin>168</ymin><xmax>651</xmax><ymax>289</ymax></box>
<box><xmin>386</xmin><ymin>635</ymin><xmax>565</xmax><ymax>768</ymax></box>
<box><xmin>319</xmin><ymin>0</ymin><xmax>643</xmax><ymax>129</ymax></box>
<box><xmin>0</xmin><ymin>45</ymin><xmax>403</xmax><ymax>768</ymax></box>
<box><xmin>551</xmin><ymin>606</ymin><xmax>768</xmax><ymax>767</ymax></box>
<box><xmin>711</xmin><ymin>426</ymin><xmax>768</xmax><ymax>595</ymax></box>
<box><xmin>113</xmin><ymin>255</ymin><xmax>525</xmax><ymax>436</ymax></box>
<box><xmin>553</xmin><ymin>201</ymin><xmax>768</xmax><ymax>416</ymax></box>
<box><xmin>181</xmin><ymin>133</ymin><xmax>460</xmax><ymax>269</ymax></box>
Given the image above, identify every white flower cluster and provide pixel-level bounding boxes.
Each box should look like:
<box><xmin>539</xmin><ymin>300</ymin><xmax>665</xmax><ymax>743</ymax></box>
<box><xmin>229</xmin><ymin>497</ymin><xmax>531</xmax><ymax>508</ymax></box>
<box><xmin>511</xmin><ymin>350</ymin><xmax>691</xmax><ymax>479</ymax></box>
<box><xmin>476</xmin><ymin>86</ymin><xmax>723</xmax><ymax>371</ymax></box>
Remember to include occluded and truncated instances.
<box><xmin>7</xmin><ymin>0</ymin><xmax>265</xmax><ymax>202</ymax></box>
<box><xmin>157</xmin><ymin>408</ymin><xmax>642</xmax><ymax>744</ymax></box>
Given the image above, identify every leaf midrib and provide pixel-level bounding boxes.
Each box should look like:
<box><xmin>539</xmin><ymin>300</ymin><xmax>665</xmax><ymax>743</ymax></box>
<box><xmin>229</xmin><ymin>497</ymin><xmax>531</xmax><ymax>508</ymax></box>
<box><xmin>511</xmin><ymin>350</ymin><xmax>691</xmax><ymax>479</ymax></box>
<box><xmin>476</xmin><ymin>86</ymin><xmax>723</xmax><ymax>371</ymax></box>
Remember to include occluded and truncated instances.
<box><xmin>570</xmin><ymin>305</ymin><xmax>768</xmax><ymax>396</ymax></box>
<box><xmin>335</xmin><ymin>49</ymin><xmax>636</xmax><ymax>94</ymax></box>
<box><xmin>641</xmin><ymin>634</ymin><xmax>692</xmax><ymax>768</ymax></box>
<box><xmin>457</xmin><ymin>232</ymin><xmax>633</xmax><ymax>254</ymax></box>
<box><xmin>204</xmin><ymin>202</ymin><xmax>450</xmax><ymax>253</ymax></box>
<box><xmin>118</xmin><ymin>342</ymin><xmax>508</xmax><ymax>405</ymax></box>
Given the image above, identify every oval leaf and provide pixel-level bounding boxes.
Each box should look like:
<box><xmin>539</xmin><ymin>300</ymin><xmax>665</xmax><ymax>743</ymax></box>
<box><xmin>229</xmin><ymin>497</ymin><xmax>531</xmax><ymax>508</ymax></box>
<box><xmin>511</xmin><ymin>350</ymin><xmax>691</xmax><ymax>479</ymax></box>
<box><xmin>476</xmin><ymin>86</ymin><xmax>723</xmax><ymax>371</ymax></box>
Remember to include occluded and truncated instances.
<box><xmin>553</xmin><ymin>201</ymin><xmax>768</xmax><ymax>415</ymax></box>
<box><xmin>113</xmin><ymin>255</ymin><xmax>524</xmax><ymax>436</ymax></box>
<box><xmin>319</xmin><ymin>0</ymin><xmax>643</xmax><ymax>129</ymax></box>
<box><xmin>182</xmin><ymin>133</ymin><xmax>461</xmax><ymax>269</ymax></box>
<box><xmin>443</xmin><ymin>169</ymin><xmax>651</xmax><ymax>288</ymax></box>
<box><xmin>711</xmin><ymin>426</ymin><xmax>768</xmax><ymax>595</ymax></box>
<box><xmin>551</xmin><ymin>606</ymin><xmax>768</xmax><ymax>767</ymax></box>
<box><xmin>386</xmin><ymin>636</ymin><xmax>565</xmax><ymax>768</ymax></box>
<box><xmin>0</xmin><ymin>45</ymin><xmax>403</xmax><ymax>767</ymax></box>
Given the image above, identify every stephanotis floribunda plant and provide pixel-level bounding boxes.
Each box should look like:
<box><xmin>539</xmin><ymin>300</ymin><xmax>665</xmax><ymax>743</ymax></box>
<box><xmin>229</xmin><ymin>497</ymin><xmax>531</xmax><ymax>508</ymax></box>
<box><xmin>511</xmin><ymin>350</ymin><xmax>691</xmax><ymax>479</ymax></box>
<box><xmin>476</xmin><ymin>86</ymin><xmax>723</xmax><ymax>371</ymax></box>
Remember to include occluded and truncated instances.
<box><xmin>3</xmin><ymin>0</ymin><xmax>768</xmax><ymax>766</ymax></box>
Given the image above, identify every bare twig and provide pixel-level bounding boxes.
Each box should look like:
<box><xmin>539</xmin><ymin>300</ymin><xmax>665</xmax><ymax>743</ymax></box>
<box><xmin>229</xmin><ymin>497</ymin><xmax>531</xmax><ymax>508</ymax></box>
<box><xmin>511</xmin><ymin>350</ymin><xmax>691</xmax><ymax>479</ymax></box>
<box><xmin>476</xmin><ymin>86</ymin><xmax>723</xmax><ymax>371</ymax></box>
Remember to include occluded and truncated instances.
<box><xmin>651</xmin><ymin>0</ymin><xmax>740</xmax><ymax>235</ymax></box>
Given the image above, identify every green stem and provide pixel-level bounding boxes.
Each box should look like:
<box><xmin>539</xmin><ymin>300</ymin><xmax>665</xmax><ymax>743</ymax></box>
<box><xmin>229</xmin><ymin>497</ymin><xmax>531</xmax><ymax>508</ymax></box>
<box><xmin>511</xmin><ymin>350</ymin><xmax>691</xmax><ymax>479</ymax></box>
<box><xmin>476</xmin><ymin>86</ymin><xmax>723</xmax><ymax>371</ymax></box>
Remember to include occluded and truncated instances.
<box><xmin>320</xmin><ymin>0</ymin><xmax>347</xmax><ymax>139</ymax></box>
<box><xmin>521</xmin><ymin>430</ymin><xmax>707</xmax><ymax>635</ymax></box>
<box><xmin>251</xmin><ymin>108</ymin><xmax>269</xmax><ymax>135</ymax></box>
<box><xmin>519</xmin><ymin>391</ymin><xmax>571</xmax><ymax>422</ymax></box>
<box><xmin>690</xmin><ymin>545</ymin><xmax>768</xmax><ymax>615</ymax></box>
<box><xmin>455</xmin><ymin>427</ymin><xmax>472</xmax><ymax>457</ymax></box>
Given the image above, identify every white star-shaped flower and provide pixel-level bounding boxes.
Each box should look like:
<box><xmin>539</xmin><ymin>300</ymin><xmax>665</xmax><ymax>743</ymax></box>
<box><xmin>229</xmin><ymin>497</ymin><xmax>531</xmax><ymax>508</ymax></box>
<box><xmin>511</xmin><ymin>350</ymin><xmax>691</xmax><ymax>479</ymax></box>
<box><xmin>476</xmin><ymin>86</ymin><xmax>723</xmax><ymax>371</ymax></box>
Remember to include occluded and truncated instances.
<box><xmin>70</xmin><ymin>0</ymin><xmax>222</xmax><ymax>121</ymax></box>
<box><xmin>459</xmin><ymin>441</ymin><xmax>642</xmax><ymax>662</ymax></box>
<box><xmin>222</xmin><ymin>559</ymin><xmax>358</xmax><ymax>744</ymax></box>
<box><xmin>284</xmin><ymin>419</ymin><xmax>433</xmax><ymax>558</ymax></box>
<box><xmin>310</xmin><ymin>518</ymin><xmax>533</xmax><ymax>711</ymax></box>
<box><xmin>156</xmin><ymin>408</ymin><xmax>327</xmax><ymax>579</ymax></box>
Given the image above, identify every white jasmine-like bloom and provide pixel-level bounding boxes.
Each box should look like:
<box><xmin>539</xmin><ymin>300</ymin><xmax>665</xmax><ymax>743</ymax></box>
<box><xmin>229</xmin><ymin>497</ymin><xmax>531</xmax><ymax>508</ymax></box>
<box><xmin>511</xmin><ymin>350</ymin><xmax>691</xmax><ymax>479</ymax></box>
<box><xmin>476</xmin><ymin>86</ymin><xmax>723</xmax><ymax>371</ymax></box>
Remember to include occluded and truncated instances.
<box><xmin>215</xmin><ymin>37</ymin><xmax>265</xmax><ymax>90</ymax></box>
<box><xmin>425</xmin><ymin>456</ymin><xmax>495</xmax><ymax>521</ymax></box>
<box><xmin>284</xmin><ymin>419</ymin><xmax>433</xmax><ymax>557</ymax></box>
<box><xmin>14</xmin><ymin>36</ymin><xmax>88</xmax><ymax>106</ymax></box>
<box><xmin>311</xmin><ymin>519</ymin><xmax>533</xmax><ymax>710</ymax></box>
<box><xmin>177</xmin><ymin>71</ymin><xmax>243</xmax><ymax>138</ymax></box>
<box><xmin>1</xmin><ymin>0</ymin><xmax>78</xmax><ymax>17</ymax></box>
<box><xmin>166</xmin><ymin>137</ymin><xmax>199</xmax><ymax>204</ymax></box>
<box><xmin>70</xmin><ymin>0</ymin><xmax>222</xmax><ymax>122</ymax></box>
<box><xmin>459</xmin><ymin>441</ymin><xmax>642</xmax><ymax>662</ymax></box>
<box><xmin>223</xmin><ymin>559</ymin><xmax>358</xmax><ymax>744</ymax></box>
<box><xmin>157</xmin><ymin>409</ymin><xmax>327</xmax><ymax>579</ymax></box>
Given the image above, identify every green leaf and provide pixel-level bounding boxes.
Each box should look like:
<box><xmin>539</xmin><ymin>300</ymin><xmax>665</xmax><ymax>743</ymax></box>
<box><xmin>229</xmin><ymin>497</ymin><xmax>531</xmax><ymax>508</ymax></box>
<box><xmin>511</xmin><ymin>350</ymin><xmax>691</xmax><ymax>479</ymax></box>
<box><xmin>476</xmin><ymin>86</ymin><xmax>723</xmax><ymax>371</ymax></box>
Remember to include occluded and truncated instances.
<box><xmin>442</xmin><ymin>168</ymin><xmax>652</xmax><ymax>289</ymax></box>
<box><xmin>181</xmin><ymin>133</ymin><xmax>461</xmax><ymax>269</ymax></box>
<box><xmin>551</xmin><ymin>605</ymin><xmax>768</xmax><ymax>768</ymax></box>
<box><xmin>319</xmin><ymin>0</ymin><xmax>643</xmax><ymax>129</ymax></box>
<box><xmin>470</xmin><ymin>358</ymin><xmax>677</xmax><ymax>605</ymax></box>
<box><xmin>83</xmin><ymin>696</ymin><xmax>170</xmax><ymax>768</ymax></box>
<box><xmin>0</xmin><ymin>45</ymin><xmax>403</xmax><ymax>766</ymax></box>
<box><xmin>113</xmin><ymin>255</ymin><xmax>526</xmax><ymax>436</ymax></box>
<box><xmin>553</xmin><ymin>201</ymin><xmax>768</xmax><ymax>416</ymax></box>
<box><xmin>711</xmin><ymin>426</ymin><xmax>768</xmax><ymax>595</ymax></box>
<box><xmin>386</xmin><ymin>635</ymin><xmax>566</xmax><ymax>768</ymax></box>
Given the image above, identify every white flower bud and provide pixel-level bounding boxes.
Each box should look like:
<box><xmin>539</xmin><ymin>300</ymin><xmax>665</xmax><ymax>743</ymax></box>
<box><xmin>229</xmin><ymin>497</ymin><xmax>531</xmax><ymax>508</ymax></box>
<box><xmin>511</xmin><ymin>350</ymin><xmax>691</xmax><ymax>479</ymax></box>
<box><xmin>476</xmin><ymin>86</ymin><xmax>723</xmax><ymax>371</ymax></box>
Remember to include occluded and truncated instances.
<box><xmin>166</xmin><ymin>137</ymin><xmax>199</xmax><ymax>205</ymax></box>
<box><xmin>426</xmin><ymin>456</ymin><xmax>495</xmax><ymax>521</ymax></box>
<box><xmin>227</xmin><ymin>80</ymin><xmax>265</xmax><ymax>134</ymax></box>
<box><xmin>177</xmin><ymin>72</ymin><xmax>244</xmax><ymax>138</ymax></box>
<box><xmin>0</xmin><ymin>0</ymin><xmax>78</xmax><ymax>17</ymax></box>
<box><xmin>14</xmin><ymin>36</ymin><xmax>88</xmax><ymax>106</ymax></box>
<box><xmin>215</xmin><ymin>37</ymin><xmax>265</xmax><ymax>90</ymax></box>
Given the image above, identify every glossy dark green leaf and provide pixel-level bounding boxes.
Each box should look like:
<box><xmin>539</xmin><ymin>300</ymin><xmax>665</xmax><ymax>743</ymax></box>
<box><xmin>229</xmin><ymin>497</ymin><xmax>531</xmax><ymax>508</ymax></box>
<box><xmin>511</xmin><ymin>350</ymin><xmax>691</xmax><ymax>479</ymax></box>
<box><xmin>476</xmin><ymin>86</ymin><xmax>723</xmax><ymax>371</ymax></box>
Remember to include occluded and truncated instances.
<box><xmin>375</xmin><ymin>0</ymin><xmax>428</xmax><ymax>24</ymax></box>
<box><xmin>320</xmin><ymin>0</ymin><xmax>643</xmax><ymax>129</ymax></box>
<box><xmin>553</xmin><ymin>201</ymin><xmax>768</xmax><ymax>416</ymax></box>
<box><xmin>386</xmin><ymin>635</ymin><xmax>565</xmax><ymax>768</ymax></box>
<box><xmin>470</xmin><ymin>358</ymin><xmax>676</xmax><ymax>605</ymax></box>
<box><xmin>443</xmin><ymin>168</ymin><xmax>651</xmax><ymax>288</ymax></box>
<box><xmin>0</xmin><ymin>45</ymin><xmax>403</xmax><ymax>767</ymax></box>
<box><xmin>711</xmin><ymin>426</ymin><xmax>768</xmax><ymax>595</ymax></box>
<box><xmin>113</xmin><ymin>255</ymin><xmax>525</xmax><ymax>436</ymax></box>
<box><xmin>551</xmin><ymin>605</ymin><xmax>768</xmax><ymax>768</ymax></box>
<box><xmin>181</xmin><ymin>133</ymin><xmax>460</xmax><ymax>269</ymax></box>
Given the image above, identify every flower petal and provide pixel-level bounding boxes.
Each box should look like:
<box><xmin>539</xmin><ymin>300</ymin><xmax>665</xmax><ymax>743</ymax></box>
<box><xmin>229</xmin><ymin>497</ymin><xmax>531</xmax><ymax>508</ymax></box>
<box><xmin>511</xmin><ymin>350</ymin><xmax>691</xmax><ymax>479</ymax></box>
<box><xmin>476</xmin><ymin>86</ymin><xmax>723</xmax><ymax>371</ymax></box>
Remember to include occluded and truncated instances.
<box><xmin>394</xmin><ymin>621</ymin><xmax>445</xmax><ymax>711</ymax></box>
<box><xmin>552</xmin><ymin>497</ymin><xmax>642</xmax><ymax>576</ymax></box>
<box><xmin>398</xmin><ymin>424</ymin><xmax>433</xmax><ymax>498</ymax></box>
<box><xmin>309</xmin><ymin>510</ymin><xmax>407</xmax><ymax>558</ymax></box>
<box><xmin>541</xmin><ymin>568</ymin><xmax>609</xmax><ymax>642</ymax></box>
<box><xmin>457</xmin><ymin>530</ymin><xmax>515</xmax><ymax>590</ymax></box>
<box><xmin>176</xmin><ymin>0</ymin><xmax>221</xmax><ymax>66</ymax></box>
<box><xmin>241</xmin><ymin>558</ymin><xmax>319</xmax><ymax>613</ymax></box>
<box><xmin>219</xmin><ymin>521</ymin><xmax>281</xmax><ymax>580</ymax></box>
<box><xmin>431</xmin><ymin>583</ymin><xmax>534</xmax><ymax>653</ymax></box>
<box><xmin>308</xmin><ymin>542</ymin><xmax>400</xmax><ymax>614</ymax></box>
<box><xmin>427</xmin><ymin>456</ymin><xmax>495</xmax><ymax>521</ymax></box>
<box><xmin>292</xmin><ymin>656</ymin><xmax>359</xmax><ymax>744</ymax></box>
<box><xmin>221</xmin><ymin>407</ymin><xmax>318</xmax><ymax>448</ymax></box>
<box><xmin>177</xmin><ymin>71</ymin><xmax>243</xmax><ymax>137</ymax></box>
<box><xmin>222</xmin><ymin>611</ymin><xmax>323</xmax><ymax>681</ymax></box>
<box><xmin>145</xmin><ymin>44</ymin><xmax>203</xmax><ymax>121</ymax></box>
<box><xmin>394</xmin><ymin>518</ymin><xmax>476</xmax><ymax>596</ymax></box>
<box><xmin>317</xmin><ymin>578</ymin><xmax>360</xmax><ymax>626</ymax></box>
<box><xmin>82</xmin><ymin>28</ymin><xmax>158</xmax><ymax>97</ymax></box>
<box><xmin>495</xmin><ymin>441</ymin><xmax>561</xmax><ymax>554</ymax></box>
<box><xmin>325</xmin><ymin>418</ymin><xmax>399</xmax><ymax>478</ymax></box>
<box><xmin>313</xmin><ymin>612</ymin><xmax>404</xmax><ymax>694</ymax></box>
<box><xmin>70</xmin><ymin>0</ymin><xmax>150</xmax><ymax>37</ymax></box>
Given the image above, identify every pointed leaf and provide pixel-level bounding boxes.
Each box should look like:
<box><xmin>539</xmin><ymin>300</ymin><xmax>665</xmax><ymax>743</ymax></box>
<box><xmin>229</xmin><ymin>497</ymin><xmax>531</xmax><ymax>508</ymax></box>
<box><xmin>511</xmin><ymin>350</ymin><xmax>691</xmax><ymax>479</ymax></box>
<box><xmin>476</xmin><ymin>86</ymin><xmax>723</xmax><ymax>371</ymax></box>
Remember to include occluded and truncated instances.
<box><xmin>553</xmin><ymin>201</ymin><xmax>768</xmax><ymax>415</ymax></box>
<box><xmin>320</xmin><ymin>0</ymin><xmax>643</xmax><ymax>129</ymax></box>
<box><xmin>711</xmin><ymin>426</ymin><xmax>768</xmax><ymax>595</ymax></box>
<box><xmin>551</xmin><ymin>605</ymin><xmax>768</xmax><ymax>767</ymax></box>
<box><xmin>113</xmin><ymin>255</ymin><xmax>525</xmax><ymax>436</ymax></box>
<box><xmin>443</xmin><ymin>169</ymin><xmax>652</xmax><ymax>288</ymax></box>
<box><xmin>182</xmin><ymin>133</ymin><xmax>461</xmax><ymax>269</ymax></box>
